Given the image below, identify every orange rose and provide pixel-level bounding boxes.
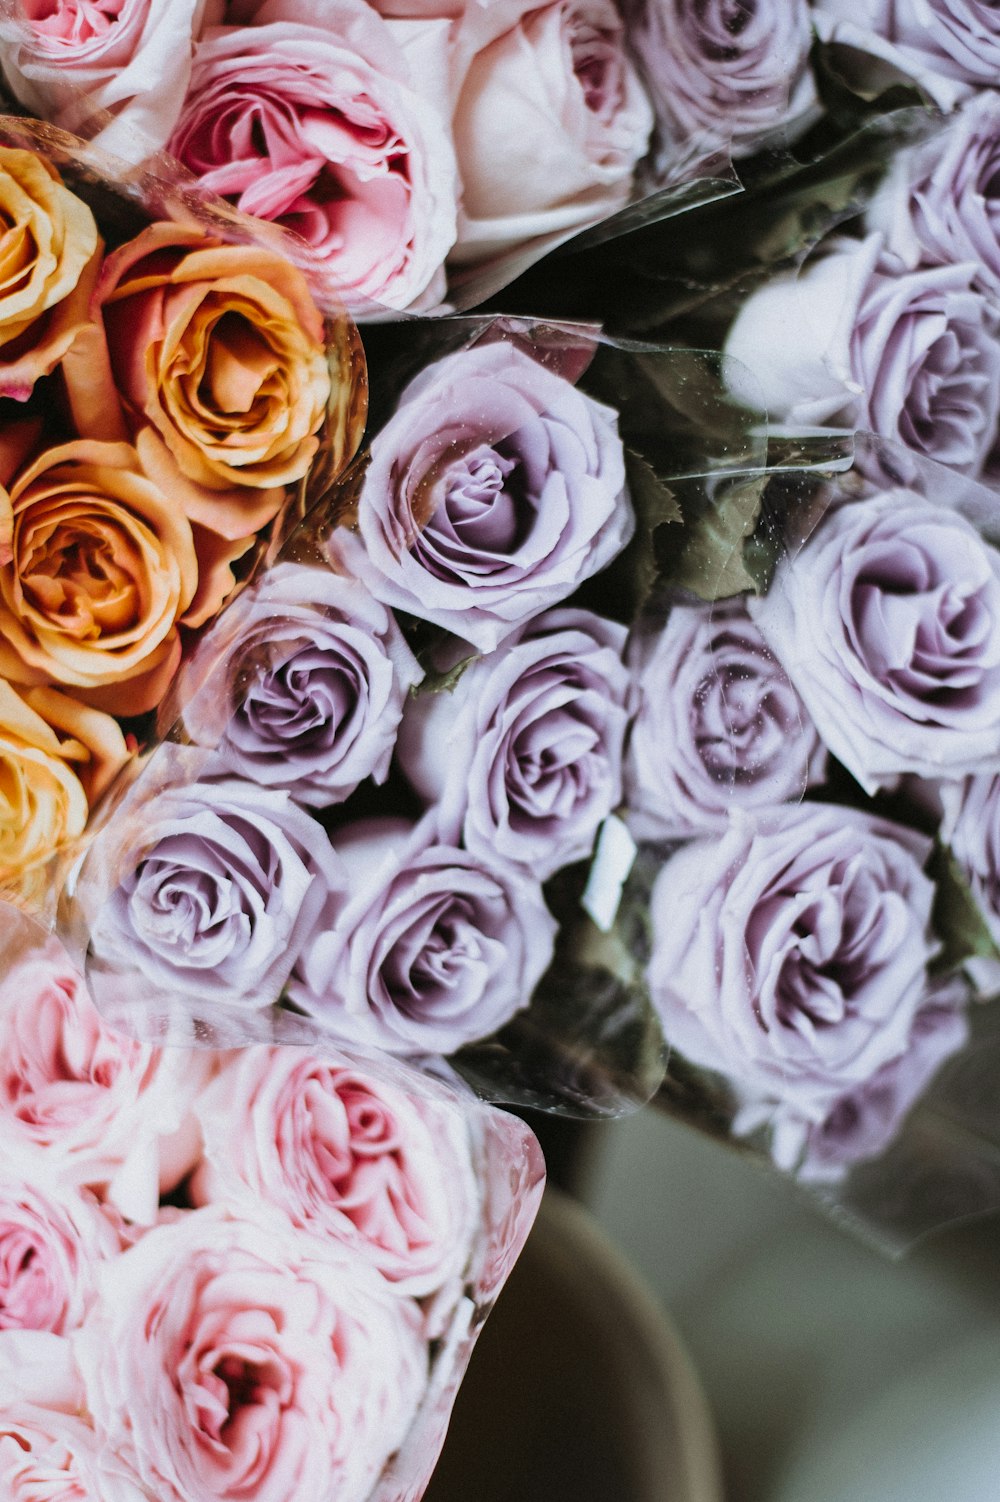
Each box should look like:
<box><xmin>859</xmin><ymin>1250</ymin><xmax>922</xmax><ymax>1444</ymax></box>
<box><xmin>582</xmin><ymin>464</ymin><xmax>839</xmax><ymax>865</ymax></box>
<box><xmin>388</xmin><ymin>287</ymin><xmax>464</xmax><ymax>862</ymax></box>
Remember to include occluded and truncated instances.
<box><xmin>0</xmin><ymin>145</ymin><xmax>99</xmax><ymax>401</ymax></box>
<box><xmin>0</xmin><ymin>676</ymin><xmax>128</xmax><ymax>897</ymax></box>
<box><xmin>0</xmin><ymin>438</ymin><xmax>201</xmax><ymax>715</ymax></box>
<box><xmin>95</xmin><ymin>223</ymin><xmax>340</xmax><ymax>518</ymax></box>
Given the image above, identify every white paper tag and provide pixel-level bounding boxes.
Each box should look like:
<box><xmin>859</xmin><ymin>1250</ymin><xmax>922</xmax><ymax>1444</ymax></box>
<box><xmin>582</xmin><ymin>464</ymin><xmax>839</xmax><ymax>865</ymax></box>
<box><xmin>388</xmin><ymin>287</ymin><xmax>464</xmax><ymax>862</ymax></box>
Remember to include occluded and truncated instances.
<box><xmin>581</xmin><ymin>815</ymin><xmax>638</xmax><ymax>933</ymax></box>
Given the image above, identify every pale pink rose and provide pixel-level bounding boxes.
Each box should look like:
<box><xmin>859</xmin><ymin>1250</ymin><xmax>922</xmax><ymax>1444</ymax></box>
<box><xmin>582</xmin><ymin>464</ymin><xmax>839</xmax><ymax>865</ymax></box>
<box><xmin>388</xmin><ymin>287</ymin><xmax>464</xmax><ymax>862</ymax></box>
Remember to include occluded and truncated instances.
<box><xmin>0</xmin><ymin>936</ymin><xmax>213</xmax><ymax>1224</ymax></box>
<box><xmin>169</xmin><ymin>0</ymin><xmax>459</xmax><ymax>309</ymax></box>
<box><xmin>0</xmin><ymin>1175</ymin><xmax>122</xmax><ymax>1335</ymax></box>
<box><xmin>450</xmin><ymin>0</ymin><xmax>654</xmax><ymax>262</ymax></box>
<box><xmin>0</xmin><ymin>1331</ymin><xmax>151</xmax><ymax>1498</ymax></box>
<box><xmin>0</xmin><ymin>0</ymin><xmax>223</xmax><ymax>161</ymax></box>
<box><xmin>76</xmin><ymin>1205</ymin><xmax>428</xmax><ymax>1502</ymax></box>
<box><xmin>191</xmin><ymin>1046</ymin><xmax>480</xmax><ymax>1304</ymax></box>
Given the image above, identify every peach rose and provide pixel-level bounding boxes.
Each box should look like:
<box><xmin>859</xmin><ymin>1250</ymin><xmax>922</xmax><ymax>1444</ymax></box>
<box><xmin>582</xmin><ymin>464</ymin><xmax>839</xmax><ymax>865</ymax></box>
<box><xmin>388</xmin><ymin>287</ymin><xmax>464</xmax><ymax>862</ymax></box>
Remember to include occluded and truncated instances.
<box><xmin>0</xmin><ymin>438</ymin><xmax>202</xmax><ymax>715</ymax></box>
<box><xmin>0</xmin><ymin>677</ymin><xmax>128</xmax><ymax>893</ymax></box>
<box><xmin>95</xmin><ymin>223</ymin><xmax>335</xmax><ymax>517</ymax></box>
<box><xmin>0</xmin><ymin>145</ymin><xmax>99</xmax><ymax>402</ymax></box>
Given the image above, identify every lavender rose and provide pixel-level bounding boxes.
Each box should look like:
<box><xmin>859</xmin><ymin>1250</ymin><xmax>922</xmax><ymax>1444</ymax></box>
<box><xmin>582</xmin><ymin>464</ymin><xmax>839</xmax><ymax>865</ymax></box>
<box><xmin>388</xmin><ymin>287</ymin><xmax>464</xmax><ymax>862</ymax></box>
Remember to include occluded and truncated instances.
<box><xmin>868</xmin><ymin>93</ymin><xmax>1000</xmax><ymax>306</ymax></box>
<box><xmin>814</xmin><ymin>0</ymin><xmax>1000</xmax><ymax>109</ymax></box>
<box><xmin>328</xmin><ymin>339</ymin><xmax>634</xmax><ymax>652</ymax></box>
<box><xmin>291</xmin><ymin>816</ymin><xmax>557</xmax><ymax>1054</ymax></box>
<box><xmin>630</xmin><ymin>0</ymin><xmax>817</xmax><ymax>159</ymax></box>
<box><xmin>87</xmin><ymin>764</ymin><xmax>345</xmax><ymax>1011</ymax></box>
<box><xmin>735</xmin><ymin>983</ymin><xmax>970</xmax><ymax>1181</ymax></box>
<box><xmin>724</xmin><ymin>232</ymin><xmax>1000</xmax><ymax>479</ymax></box>
<box><xmin>625</xmin><ymin>597</ymin><xmax>825</xmax><ymax>839</ymax></box>
<box><xmin>179</xmin><ymin>563</ymin><xmax>422</xmax><ymax>807</ymax></box>
<box><xmin>647</xmin><ymin>802</ymin><xmax>940</xmax><ymax>1114</ymax></box>
<box><xmin>397</xmin><ymin>608</ymin><xmax>632</xmax><ymax>879</ymax></box>
<box><xmin>748</xmin><ymin>490</ymin><xmax>1000</xmax><ymax>793</ymax></box>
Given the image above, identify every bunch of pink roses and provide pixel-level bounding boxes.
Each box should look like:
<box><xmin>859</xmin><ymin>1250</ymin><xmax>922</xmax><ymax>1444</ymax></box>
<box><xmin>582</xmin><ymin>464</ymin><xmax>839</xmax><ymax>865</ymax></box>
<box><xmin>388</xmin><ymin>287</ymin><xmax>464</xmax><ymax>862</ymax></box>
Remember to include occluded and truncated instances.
<box><xmin>0</xmin><ymin>906</ymin><xmax>544</xmax><ymax>1502</ymax></box>
<box><xmin>0</xmin><ymin>0</ymin><xmax>820</xmax><ymax>310</ymax></box>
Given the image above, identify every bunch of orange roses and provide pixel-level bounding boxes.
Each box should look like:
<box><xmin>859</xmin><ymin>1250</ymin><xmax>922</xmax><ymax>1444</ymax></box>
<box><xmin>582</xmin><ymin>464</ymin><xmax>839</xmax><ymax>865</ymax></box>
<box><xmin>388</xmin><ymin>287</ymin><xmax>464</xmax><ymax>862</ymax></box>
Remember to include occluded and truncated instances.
<box><xmin>0</xmin><ymin>132</ymin><xmax>365</xmax><ymax>903</ymax></box>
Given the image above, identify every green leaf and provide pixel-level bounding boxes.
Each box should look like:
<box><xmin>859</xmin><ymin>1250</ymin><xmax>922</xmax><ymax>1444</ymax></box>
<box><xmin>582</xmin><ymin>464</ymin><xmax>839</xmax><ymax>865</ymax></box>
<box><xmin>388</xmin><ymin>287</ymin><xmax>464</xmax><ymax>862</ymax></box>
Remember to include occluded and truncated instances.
<box><xmin>669</xmin><ymin>475</ymin><xmax>765</xmax><ymax>600</ymax></box>
<box><xmin>411</xmin><ymin>650</ymin><xmax>478</xmax><ymax>697</ymax></box>
<box><xmin>928</xmin><ymin>841</ymin><xmax>1000</xmax><ymax>975</ymax></box>
<box><xmin>623</xmin><ymin>447</ymin><xmax>684</xmax><ymax>607</ymax></box>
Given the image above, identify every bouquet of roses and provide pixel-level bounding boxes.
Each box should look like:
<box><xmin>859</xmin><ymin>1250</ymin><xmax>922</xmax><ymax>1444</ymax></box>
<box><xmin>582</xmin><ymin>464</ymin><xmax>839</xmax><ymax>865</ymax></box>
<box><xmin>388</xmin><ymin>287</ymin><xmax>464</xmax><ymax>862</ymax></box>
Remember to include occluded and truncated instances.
<box><xmin>0</xmin><ymin>0</ymin><xmax>824</xmax><ymax>311</ymax></box>
<box><xmin>624</xmin><ymin>431</ymin><xmax>1000</xmax><ymax>1244</ymax></box>
<box><xmin>0</xmin><ymin>899</ymin><xmax>544</xmax><ymax>1502</ymax></box>
<box><xmin>66</xmin><ymin>316</ymin><xmax>726</xmax><ymax>1110</ymax></box>
<box><xmin>0</xmin><ymin>115</ymin><xmax>365</xmax><ymax>912</ymax></box>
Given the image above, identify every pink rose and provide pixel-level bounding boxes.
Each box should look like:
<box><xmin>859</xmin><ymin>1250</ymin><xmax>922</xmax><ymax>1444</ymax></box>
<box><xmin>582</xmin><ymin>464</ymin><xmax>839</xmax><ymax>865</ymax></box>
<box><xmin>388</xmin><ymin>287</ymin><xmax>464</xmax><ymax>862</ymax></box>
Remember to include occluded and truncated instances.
<box><xmin>76</xmin><ymin>1205</ymin><xmax>428</xmax><ymax>1502</ymax></box>
<box><xmin>191</xmin><ymin>1046</ymin><xmax>480</xmax><ymax>1305</ymax></box>
<box><xmin>0</xmin><ymin>1400</ymin><xmax>152</xmax><ymax>1502</ymax></box>
<box><xmin>450</xmin><ymin>0</ymin><xmax>653</xmax><ymax>262</ymax></box>
<box><xmin>0</xmin><ymin>0</ymin><xmax>223</xmax><ymax>161</ymax></box>
<box><xmin>0</xmin><ymin>1175</ymin><xmax>122</xmax><ymax>1335</ymax></box>
<box><xmin>0</xmin><ymin>931</ymin><xmax>212</xmax><ymax>1223</ymax></box>
<box><xmin>168</xmin><ymin>0</ymin><xmax>459</xmax><ymax>309</ymax></box>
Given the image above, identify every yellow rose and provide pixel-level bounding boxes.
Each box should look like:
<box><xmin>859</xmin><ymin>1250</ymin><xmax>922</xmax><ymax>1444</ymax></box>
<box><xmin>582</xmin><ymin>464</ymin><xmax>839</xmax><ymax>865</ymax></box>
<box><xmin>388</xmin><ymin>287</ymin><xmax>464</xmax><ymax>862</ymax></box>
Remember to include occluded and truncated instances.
<box><xmin>0</xmin><ymin>677</ymin><xmax>128</xmax><ymax>897</ymax></box>
<box><xmin>0</xmin><ymin>145</ymin><xmax>99</xmax><ymax>401</ymax></box>
<box><xmin>0</xmin><ymin>438</ymin><xmax>200</xmax><ymax>715</ymax></box>
<box><xmin>95</xmin><ymin>222</ymin><xmax>347</xmax><ymax>515</ymax></box>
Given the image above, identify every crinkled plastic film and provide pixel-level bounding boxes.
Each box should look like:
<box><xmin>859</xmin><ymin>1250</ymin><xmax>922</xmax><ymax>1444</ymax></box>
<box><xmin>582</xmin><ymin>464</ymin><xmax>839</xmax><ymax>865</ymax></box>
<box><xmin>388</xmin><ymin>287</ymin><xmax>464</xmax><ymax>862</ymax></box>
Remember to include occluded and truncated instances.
<box><xmin>0</xmin><ymin>896</ymin><xmax>545</xmax><ymax>1501</ymax></box>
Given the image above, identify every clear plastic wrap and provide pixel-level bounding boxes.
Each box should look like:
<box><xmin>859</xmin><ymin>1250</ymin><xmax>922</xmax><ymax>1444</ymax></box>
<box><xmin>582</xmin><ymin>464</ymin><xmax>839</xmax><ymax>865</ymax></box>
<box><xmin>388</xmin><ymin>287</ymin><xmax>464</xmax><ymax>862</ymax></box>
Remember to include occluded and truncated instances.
<box><xmin>0</xmin><ymin>896</ymin><xmax>545</xmax><ymax>1502</ymax></box>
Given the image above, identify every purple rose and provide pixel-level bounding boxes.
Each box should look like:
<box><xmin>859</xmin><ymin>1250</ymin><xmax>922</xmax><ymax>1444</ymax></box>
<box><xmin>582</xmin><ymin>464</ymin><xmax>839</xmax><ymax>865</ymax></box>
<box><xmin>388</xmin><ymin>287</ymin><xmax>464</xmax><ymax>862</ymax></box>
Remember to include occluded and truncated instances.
<box><xmin>749</xmin><ymin>490</ymin><xmax>1000</xmax><ymax>793</ymax></box>
<box><xmin>868</xmin><ymin>94</ymin><xmax>1000</xmax><ymax>307</ymax></box>
<box><xmin>328</xmin><ymin>339</ymin><xmax>634</xmax><ymax>651</ymax></box>
<box><xmin>87</xmin><ymin>757</ymin><xmax>345</xmax><ymax>1011</ymax></box>
<box><xmin>814</xmin><ymin>0</ymin><xmax>1000</xmax><ymax>109</ymax></box>
<box><xmin>630</xmin><ymin>0</ymin><xmax>817</xmax><ymax>159</ymax></box>
<box><xmin>397</xmin><ymin>608</ymin><xmax>632</xmax><ymax>879</ymax></box>
<box><xmin>735</xmin><ymin>983</ymin><xmax>970</xmax><ymax>1181</ymax></box>
<box><xmin>647</xmin><ymin>802</ymin><xmax>939</xmax><ymax>1114</ymax></box>
<box><xmin>724</xmin><ymin>232</ymin><xmax>1000</xmax><ymax>478</ymax></box>
<box><xmin>625</xmin><ymin>597</ymin><xmax>825</xmax><ymax>839</ymax></box>
<box><xmin>178</xmin><ymin>562</ymin><xmax>422</xmax><ymax>807</ymax></box>
<box><xmin>290</xmin><ymin>816</ymin><xmax>557</xmax><ymax>1054</ymax></box>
